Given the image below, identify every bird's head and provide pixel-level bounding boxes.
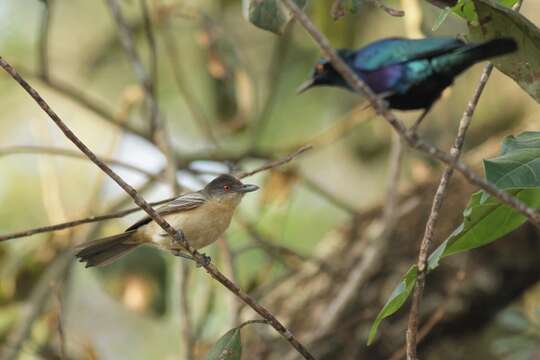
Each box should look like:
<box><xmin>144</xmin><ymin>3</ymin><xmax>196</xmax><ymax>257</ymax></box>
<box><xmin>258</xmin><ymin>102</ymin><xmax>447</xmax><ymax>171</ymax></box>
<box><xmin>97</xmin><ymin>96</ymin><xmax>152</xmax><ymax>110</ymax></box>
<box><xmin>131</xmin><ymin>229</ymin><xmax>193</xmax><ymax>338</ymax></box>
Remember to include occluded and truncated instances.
<box><xmin>297</xmin><ymin>50</ymin><xmax>353</xmax><ymax>93</ymax></box>
<box><xmin>204</xmin><ymin>174</ymin><xmax>258</xmax><ymax>205</ymax></box>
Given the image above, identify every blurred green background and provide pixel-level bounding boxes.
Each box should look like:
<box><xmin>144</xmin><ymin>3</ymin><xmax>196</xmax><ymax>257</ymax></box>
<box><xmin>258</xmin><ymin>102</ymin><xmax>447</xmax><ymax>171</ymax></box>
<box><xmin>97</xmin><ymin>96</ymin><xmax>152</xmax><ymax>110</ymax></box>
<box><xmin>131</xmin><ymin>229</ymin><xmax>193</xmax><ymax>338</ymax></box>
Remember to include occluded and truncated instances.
<box><xmin>0</xmin><ymin>1</ymin><xmax>539</xmax><ymax>359</ymax></box>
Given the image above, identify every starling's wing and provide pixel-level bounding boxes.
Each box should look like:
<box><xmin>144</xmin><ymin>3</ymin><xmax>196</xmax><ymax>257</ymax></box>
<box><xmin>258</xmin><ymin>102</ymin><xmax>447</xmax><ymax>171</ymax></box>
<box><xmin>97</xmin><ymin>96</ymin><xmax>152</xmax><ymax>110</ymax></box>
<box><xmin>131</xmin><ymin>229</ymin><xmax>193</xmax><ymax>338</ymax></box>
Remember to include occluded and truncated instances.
<box><xmin>348</xmin><ymin>37</ymin><xmax>465</xmax><ymax>71</ymax></box>
<box><xmin>125</xmin><ymin>191</ymin><xmax>207</xmax><ymax>231</ymax></box>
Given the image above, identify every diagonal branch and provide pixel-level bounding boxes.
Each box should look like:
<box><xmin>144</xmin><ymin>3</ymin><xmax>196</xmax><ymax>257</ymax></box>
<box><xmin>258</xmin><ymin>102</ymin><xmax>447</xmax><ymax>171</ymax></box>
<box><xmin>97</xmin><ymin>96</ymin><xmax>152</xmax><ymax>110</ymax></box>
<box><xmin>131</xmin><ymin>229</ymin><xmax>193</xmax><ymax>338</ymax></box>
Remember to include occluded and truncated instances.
<box><xmin>0</xmin><ymin>59</ymin><xmax>314</xmax><ymax>358</ymax></box>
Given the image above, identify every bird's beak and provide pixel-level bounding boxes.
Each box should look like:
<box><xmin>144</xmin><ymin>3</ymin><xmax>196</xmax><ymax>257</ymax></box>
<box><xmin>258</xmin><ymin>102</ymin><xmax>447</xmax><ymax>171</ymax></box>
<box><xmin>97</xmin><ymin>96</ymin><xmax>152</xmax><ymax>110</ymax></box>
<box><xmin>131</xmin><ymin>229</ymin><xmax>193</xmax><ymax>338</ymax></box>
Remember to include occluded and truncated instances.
<box><xmin>296</xmin><ymin>78</ymin><xmax>315</xmax><ymax>94</ymax></box>
<box><xmin>238</xmin><ymin>184</ymin><xmax>259</xmax><ymax>193</ymax></box>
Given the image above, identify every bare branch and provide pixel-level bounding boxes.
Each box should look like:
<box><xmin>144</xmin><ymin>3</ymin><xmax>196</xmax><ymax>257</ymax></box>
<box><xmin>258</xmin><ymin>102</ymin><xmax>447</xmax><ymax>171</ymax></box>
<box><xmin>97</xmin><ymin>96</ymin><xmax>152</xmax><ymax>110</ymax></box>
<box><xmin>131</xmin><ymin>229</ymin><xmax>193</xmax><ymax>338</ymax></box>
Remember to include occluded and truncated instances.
<box><xmin>0</xmin><ymin>145</ymin><xmax>308</xmax><ymax>242</ymax></box>
<box><xmin>368</xmin><ymin>0</ymin><xmax>405</xmax><ymax>17</ymax></box>
<box><xmin>405</xmin><ymin>63</ymin><xmax>494</xmax><ymax>359</ymax></box>
<box><xmin>406</xmin><ymin>1</ymin><xmax>525</xmax><ymax>356</ymax></box>
<box><xmin>0</xmin><ymin>58</ymin><xmax>314</xmax><ymax>358</ymax></box>
<box><xmin>235</xmin><ymin>145</ymin><xmax>312</xmax><ymax>178</ymax></box>
<box><xmin>0</xmin><ymin>145</ymin><xmax>160</xmax><ymax>180</ymax></box>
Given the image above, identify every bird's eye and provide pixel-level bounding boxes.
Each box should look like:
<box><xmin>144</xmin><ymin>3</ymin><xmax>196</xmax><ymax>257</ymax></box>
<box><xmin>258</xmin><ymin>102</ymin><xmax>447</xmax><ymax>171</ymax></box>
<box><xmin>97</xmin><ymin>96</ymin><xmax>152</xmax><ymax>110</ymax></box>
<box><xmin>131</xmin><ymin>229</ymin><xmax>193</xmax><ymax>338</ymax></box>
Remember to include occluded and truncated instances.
<box><xmin>316</xmin><ymin>63</ymin><xmax>324</xmax><ymax>73</ymax></box>
<box><xmin>223</xmin><ymin>185</ymin><xmax>231</xmax><ymax>192</ymax></box>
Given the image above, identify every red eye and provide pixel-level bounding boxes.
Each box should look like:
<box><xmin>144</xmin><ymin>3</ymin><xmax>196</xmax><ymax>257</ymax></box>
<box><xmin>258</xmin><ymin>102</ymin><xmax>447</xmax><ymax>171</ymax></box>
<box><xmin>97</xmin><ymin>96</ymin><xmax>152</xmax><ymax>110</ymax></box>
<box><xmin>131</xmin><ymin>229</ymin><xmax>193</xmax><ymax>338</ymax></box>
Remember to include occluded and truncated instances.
<box><xmin>223</xmin><ymin>185</ymin><xmax>231</xmax><ymax>192</ymax></box>
<box><xmin>316</xmin><ymin>63</ymin><xmax>324</xmax><ymax>73</ymax></box>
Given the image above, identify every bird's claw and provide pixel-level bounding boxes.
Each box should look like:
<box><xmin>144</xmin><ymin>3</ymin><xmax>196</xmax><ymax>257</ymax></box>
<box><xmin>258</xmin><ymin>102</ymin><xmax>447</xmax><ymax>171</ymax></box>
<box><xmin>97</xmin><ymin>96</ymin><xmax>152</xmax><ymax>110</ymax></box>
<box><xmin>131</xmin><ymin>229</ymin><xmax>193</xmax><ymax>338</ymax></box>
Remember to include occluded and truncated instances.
<box><xmin>197</xmin><ymin>253</ymin><xmax>211</xmax><ymax>267</ymax></box>
<box><xmin>171</xmin><ymin>248</ymin><xmax>211</xmax><ymax>267</ymax></box>
<box><xmin>171</xmin><ymin>230</ymin><xmax>187</xmax><ymax>247</ymax></box>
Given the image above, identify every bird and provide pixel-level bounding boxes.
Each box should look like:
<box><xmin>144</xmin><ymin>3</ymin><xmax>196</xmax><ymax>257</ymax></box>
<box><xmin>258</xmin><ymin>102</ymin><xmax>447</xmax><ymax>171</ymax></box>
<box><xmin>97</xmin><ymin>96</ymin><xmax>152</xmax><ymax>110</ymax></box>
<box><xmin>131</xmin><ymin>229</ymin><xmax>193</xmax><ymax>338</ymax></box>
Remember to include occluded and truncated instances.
<box><xmin>298</xmin><ymin>37</ymin><xmax>517</xmax><ymax>126</ymax></box>
<box><xmin>75</xmin><ymin>174</ymin><xmax>259</xmax><ymax>268</ymax></box>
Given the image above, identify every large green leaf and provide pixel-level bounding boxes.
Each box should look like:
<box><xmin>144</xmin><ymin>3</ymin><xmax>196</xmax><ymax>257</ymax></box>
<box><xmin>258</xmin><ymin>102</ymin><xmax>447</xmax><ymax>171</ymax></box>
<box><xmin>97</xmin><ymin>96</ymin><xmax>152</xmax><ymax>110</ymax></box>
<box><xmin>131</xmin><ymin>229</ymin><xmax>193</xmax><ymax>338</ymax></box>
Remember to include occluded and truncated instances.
<box><xmin>205</xmin><ymin>328</ymin><xmax>242</xmax><ymax>360</ymax></box>
<box><xmin>244</xmin><ymin>0</ymin><xmax>307</xmax><ymax>35</ymax></box>
<box><xmin>468</xmin><ymin>0</ymin><xmax>540</xmax><ymax>102</ymax></box>
<box><xmin>368</xmin><ymin>132</ymin><xmax>540</xmax><ymax>344</ymax></box>
<box><xmin>451</xmin><ymin>0</ymin><xmax>517</xmax><ymax>22</ymax></box>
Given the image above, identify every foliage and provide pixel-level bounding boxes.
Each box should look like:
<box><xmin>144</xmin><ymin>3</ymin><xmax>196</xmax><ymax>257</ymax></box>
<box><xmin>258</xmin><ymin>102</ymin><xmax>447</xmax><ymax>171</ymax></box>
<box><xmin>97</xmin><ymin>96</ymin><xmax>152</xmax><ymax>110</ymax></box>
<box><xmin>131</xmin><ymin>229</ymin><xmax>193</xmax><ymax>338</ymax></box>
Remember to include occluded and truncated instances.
<box><xmin>368</xmin><ymin>132</ymin><xmax>540</xmax><ymax>344</ymax></box>
<box><xmin>243</xmin><ymin>0</ymin><xmax>307</xmax><ymax>35</ymax></box>
<box><xmin>469</xmin><ymin>0</ymin><xmax>540</xmax><ymax>103</ymax></box>
<box><xmin>206</xmin><ymin>327</ymin><xmax>242</xmax><ymax>360</ymax></box>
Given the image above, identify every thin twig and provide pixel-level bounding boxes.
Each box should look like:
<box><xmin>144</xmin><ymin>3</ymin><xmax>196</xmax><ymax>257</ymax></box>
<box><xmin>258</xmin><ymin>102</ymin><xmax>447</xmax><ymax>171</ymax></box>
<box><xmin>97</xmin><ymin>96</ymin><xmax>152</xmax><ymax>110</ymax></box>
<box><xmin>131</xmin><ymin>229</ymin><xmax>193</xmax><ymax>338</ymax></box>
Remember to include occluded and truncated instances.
<box><xmin>0</xmin><ymin>146</ymin><xmax>309</xmax><ymax>242</ymax></box>
<box><xmin>235</xmin><ymin>145</ymin><xmax>312</xmax><ymax>178</ymax></box>
<box><xmin>391</xmin><ymin>268</ymin><xmax>466</xmax><ymax>360</ymax></box>
<box><xmin>0</xmin><ymin>57</ymin><xmax>314</xmax><ymax>360</ymax></box>
<box><xmin>331</xmin><ymin>0</ymin><xmax>346</xmax><ymax>20</ymax></box>
<box><xmin>368</xmin><ymin>0</ymin><xmax>405</xmax><ymax>17</ymax></box>
<box><xmin>0</xmin><ymin>193</ymin><xmax>169</xmax><ymax>242</ymax></box>
<box><xmin>0</xmin><ymin>145</ymin><xmax>160</xmax><ymax>180</ymax></box>
<box><xmin>406</xmin><ymin>1</ymin><xmax>525</xmax><ymax>356</ymax></box>
<box><xmin>406</xmin><ymin>64</ymin><xmax>494</xmax><ymax>360</ymax></box>
<box><xmin>280</xmin><ymin>0</ymin><xmax>540</xmax><ymax>227</ymax></box>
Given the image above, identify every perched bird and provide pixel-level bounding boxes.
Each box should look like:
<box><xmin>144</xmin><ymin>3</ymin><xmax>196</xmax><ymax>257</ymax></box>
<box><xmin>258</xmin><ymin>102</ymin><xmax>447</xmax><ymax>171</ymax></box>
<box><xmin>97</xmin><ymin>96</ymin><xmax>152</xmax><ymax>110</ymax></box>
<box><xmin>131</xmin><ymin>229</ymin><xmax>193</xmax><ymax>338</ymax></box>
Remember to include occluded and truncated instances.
<box><xmin>76</xmin><ymin>174</ymin><xmax>258</xmax><ymax>268</ymax></box>
<box><xmin>298</xmin><ymin>37</ymin><xmax>517</xmax><ymax>123</ymax></box>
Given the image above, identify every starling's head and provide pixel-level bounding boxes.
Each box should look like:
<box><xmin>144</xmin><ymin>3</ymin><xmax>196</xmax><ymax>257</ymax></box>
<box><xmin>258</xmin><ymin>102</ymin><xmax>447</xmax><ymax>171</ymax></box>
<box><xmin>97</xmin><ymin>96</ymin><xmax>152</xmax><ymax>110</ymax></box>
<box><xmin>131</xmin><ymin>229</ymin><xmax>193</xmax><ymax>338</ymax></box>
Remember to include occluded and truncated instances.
<box><xmin>297</xmin><ymin>50</ymin><xmax>352</xmax><ymax>93</ymax></box>
<box><xmin>204</xmin><ymin>174</ymin><xmax>259</xmax><ymax>203</ymax></box>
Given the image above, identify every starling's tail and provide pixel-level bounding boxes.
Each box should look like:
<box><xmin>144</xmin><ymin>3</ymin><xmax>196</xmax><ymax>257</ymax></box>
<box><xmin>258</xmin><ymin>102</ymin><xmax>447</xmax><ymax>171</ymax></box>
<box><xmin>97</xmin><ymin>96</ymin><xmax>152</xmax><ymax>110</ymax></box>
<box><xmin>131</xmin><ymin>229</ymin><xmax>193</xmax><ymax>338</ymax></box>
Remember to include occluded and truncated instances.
<box><xmin>75</xmin><ymin>230</ymin><xmax>139</xmax><ymax>268</ymax></box>
<box><xmin>434</xmin><ymin>38</ymin><xmax>517</xmax><ymax>75</ymax></box>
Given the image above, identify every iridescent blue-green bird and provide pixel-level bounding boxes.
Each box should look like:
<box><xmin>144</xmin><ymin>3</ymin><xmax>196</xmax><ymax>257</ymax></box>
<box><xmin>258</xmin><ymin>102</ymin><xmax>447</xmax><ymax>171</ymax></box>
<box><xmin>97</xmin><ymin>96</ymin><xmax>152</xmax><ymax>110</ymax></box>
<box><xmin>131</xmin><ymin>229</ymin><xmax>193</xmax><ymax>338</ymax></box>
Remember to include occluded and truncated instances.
<box><xmin>298</xmin><ymin>37</ymin><xmax>517</xmax><ymax>122</ymax></box>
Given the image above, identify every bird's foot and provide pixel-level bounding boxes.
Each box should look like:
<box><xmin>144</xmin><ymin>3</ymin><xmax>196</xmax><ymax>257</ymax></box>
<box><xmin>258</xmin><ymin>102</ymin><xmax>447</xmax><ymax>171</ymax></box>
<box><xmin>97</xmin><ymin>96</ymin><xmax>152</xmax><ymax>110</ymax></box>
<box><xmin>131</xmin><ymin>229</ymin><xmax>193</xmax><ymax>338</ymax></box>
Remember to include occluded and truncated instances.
<box><xmin>194</xmin><ymin>253</ymin><xmax>211</xmax><ymax>267</ymax></box>
<box><xmin>171</xmin><ymin>229</ymin><xmax>187</xmax><ymax>248</ymax></box>
<box><xmin>171</xmin><ymin>249</ymin><xmax>211</xmax><ymax>267</ymax></box>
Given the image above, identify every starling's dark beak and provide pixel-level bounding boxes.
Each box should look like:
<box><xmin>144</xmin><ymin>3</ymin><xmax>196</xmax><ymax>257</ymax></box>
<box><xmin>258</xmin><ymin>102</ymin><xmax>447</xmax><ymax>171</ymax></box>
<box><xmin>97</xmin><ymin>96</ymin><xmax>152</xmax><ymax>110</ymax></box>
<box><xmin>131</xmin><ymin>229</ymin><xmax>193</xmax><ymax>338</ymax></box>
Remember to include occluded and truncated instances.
<box><xmin>238</xmin><ymin>184</ymin><xmax>259</xmax><ymax>193</ymax></box>
<box><xmin>296</xmin><ymin>78</ymin><xmax>315</xmax><ymax>94</ymax></box>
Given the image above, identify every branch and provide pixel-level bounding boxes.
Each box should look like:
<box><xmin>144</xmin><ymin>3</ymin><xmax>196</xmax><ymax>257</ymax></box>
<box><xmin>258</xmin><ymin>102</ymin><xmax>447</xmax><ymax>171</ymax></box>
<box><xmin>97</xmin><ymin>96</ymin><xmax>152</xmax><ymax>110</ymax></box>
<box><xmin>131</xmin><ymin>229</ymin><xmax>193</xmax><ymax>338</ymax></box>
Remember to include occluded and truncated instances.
<box><xmin>0</xmin><ymin>59</ymin><xmax>314</xmax><ymax>358</ymax></box>
<box><xmin>280</xmin><ymin>0</ymin><xmax>540</xmax><ymax>228</ymax></box>
<box><xmin>0</xmin><ymin>145</ymin><xmax>160</xmax><ymax>180</ymax></box>
<box><xmin>406</xmin><ymin>63</ymin><xmax>494</xmax><ymax>360</ymax></box>
<box><xmin>235</xmin><ymin>145</ymin><xmax>312</xmax><ymax>178</ymax></box>
<box><xmin>406</xmin><ymin>1</ymin><xmax>525</xmax><ymax>357</ymax></box>
<box><xmin>0</xmin><ymin>145</ymin><xmax>308</xmax><ymax>242</ymax></box>
<box><xmin>368</xmin><ymin>0</ymin><xmax>405</xmax><ymax>17</ymax></box>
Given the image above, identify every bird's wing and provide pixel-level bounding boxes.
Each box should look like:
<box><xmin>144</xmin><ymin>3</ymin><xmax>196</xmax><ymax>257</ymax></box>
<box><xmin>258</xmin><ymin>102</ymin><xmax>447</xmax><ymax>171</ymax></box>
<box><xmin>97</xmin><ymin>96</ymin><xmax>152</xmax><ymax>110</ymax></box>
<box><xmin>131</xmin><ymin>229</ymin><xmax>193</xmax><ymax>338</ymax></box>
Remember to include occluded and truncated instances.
<box><xmin>125</xmin><ymin>191</ymin><xmax>207</xmax><ymax>231</ymax></box>
<box><xmin>349</xmin><ymin>37</ymin><xmax>465</xmax><ymax>71</ymax></box>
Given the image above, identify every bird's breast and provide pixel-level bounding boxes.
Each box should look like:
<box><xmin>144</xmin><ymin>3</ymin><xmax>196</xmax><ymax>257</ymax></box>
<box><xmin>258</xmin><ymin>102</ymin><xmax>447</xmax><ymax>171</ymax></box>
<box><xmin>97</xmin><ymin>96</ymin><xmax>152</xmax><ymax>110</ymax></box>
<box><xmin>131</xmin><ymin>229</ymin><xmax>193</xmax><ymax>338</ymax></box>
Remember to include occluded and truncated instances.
<box><xmin>141</xmin><ymin>199</ymin><xmax>235</xmax><ymax>251</ymax></box>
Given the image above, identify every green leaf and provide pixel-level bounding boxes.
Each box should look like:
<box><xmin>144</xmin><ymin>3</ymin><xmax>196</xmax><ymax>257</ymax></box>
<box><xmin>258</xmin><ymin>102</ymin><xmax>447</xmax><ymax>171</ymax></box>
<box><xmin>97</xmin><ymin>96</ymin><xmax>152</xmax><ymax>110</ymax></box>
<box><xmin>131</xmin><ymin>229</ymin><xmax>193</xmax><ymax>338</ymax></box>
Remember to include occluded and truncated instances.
<box><xmin>244</xmin><ymin>0</ymin><xmax>307</xmax><ymax>35</ymax></box>
<box><xmin>468</xmin><ymin>0</ymin><xmax>540</xmax><ymax>102</ymax></box>
<box><xmin>367</xmin><ymin>266</ymin><xmax>417</xmax><ymax>345</ymax></box>
<box><xmin>451</xmin><ymin>0</ymin><xmax>517</xmax><ymax>22</ymax></box>
<box><xmin>205</xmin><ymin>328</ymin><xmax>242</xmax><ymax>360</ymax></box>
<box><xmin>368</xmin><ymin>131</ymin><xmax>540</xmax><ymax>344</ymax></box>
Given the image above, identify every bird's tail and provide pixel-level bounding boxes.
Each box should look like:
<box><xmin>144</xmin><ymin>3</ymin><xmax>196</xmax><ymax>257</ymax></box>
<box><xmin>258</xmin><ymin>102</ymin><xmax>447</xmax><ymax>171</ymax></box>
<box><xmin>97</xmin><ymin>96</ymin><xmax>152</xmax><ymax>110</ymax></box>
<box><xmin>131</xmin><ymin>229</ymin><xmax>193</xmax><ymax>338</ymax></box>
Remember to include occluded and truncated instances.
<box><xmin>435</xmin><ymin>38</ymin><xmax>517</xmax><ymax>75</ymax></box>
<box><xmin>75</xmin><ymin>230</ymin><xmax>139</xmax><ymax>268</ymax></box>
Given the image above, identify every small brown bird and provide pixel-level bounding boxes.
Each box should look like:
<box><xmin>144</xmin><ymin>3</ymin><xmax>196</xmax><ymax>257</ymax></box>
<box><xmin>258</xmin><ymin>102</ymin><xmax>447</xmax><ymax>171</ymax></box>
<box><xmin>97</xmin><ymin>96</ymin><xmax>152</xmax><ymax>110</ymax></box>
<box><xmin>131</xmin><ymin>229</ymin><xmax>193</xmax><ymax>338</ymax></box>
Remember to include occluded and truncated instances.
<box><xmin>75</xmin><ymin>174</ymin><xmax>258</xmax><ymax>267</ymax></box>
